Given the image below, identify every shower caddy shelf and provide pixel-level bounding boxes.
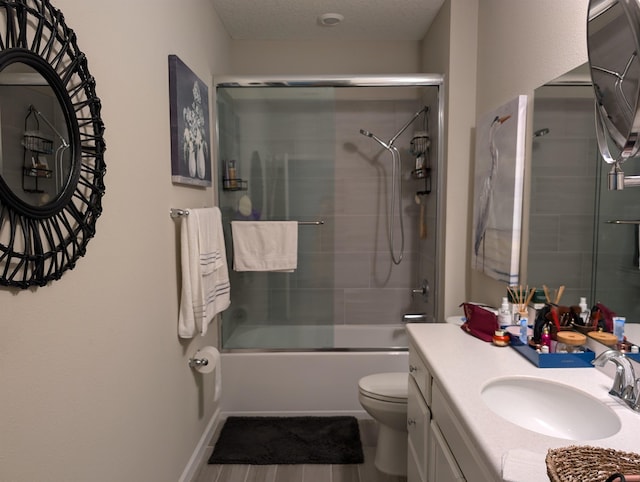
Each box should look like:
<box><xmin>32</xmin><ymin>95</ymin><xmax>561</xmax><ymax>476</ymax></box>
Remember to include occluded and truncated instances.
<box><xmin>22</xmin><ymin>108</ymin><xmax>54</xmax><ymax>193</ymax></box>
<box><xmin>412</xmin><ymin>167</ymin><xmax>432</xmax><ymax>196</ymax></box>
<box><xmin>222</xmin><ymin>177</ymin><xmax>248</xmax><ymax>191</ymax></box>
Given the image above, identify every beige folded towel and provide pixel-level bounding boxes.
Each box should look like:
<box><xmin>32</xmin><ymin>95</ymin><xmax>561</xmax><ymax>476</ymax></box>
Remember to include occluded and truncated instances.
<box><xmin>231</xmin><ymin>221</ymin><xmax>298</xmax><ymax>272</ymax></box>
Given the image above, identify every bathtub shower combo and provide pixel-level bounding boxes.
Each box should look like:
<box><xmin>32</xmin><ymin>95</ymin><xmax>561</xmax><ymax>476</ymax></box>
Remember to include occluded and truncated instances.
<box><xmin>215</xmin><ymin>75</ymin><xmax>444</xmax><ymax>414</ymax></box>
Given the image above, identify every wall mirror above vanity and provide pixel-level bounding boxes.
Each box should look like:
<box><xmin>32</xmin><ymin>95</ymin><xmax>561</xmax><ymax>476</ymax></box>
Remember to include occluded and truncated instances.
<box><xmin>526</xmin><ymin>0</ymin><xmax>640</xmax><ymax>350</ymax></box>
<box><xmin>529</xmin><ymin>67</ymin><xmax>639</xmax><ymax>329</ymax></box>
<box><xmin>0</xmin><ymin>0</ymin><xmax>106</xmax><ymax>288</ymax></box>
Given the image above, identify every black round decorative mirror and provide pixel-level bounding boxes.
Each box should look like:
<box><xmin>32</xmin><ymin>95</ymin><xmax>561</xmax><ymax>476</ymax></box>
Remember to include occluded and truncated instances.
<box><xmin>0</xmin><ymin>0</ymin><xmax>106</xmax><ymax>288</ymax></box>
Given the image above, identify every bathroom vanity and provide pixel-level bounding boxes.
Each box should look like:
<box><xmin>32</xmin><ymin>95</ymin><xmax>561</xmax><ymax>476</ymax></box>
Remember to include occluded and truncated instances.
<box><xmin>407</xmin><ymin>323</ymin><xmax>640</xmax><ymax>482</ymax></box>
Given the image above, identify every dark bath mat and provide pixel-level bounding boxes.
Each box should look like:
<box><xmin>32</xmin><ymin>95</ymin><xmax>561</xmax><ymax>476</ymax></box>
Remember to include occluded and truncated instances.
<box><xmin>208</xmin><ymin>415</ymin><xmax>364</xmax><ymax>465</ymax></box>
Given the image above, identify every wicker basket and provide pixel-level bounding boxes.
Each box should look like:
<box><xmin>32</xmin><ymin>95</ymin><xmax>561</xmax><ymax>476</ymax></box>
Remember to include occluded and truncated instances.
<box><xmin>546</xmin><ymin>446</ymin><xmax>640</xmax><ymax>481</ymax></box>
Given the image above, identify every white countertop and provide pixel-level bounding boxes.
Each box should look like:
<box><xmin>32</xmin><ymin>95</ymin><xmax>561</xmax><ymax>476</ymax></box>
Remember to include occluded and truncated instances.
<box><xmin>407</xmin><ymin>323</ymin><xmax>640</xmax><ymax>481</ymax></box>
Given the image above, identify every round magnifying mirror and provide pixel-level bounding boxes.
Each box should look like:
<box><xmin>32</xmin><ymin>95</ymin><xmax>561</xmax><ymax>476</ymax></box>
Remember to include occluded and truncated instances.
<box><xmin>0</xmin><ymin>62</ymin><xmax>73</xmax><ymax>208</ymax></box>
<box><xmin>587</xmin><ymin>0</ymin><xmax>640</xmax><ymax>161</ymax></box>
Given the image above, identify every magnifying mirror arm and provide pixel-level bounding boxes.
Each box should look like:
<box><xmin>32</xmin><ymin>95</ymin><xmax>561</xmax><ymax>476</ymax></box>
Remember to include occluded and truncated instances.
<box><xmin>595</xmin><ymin>101</ymin><xmax>640</xmax><ymax>190</ymax></box>
<box><xmin>608</xmin><ymin>162</ymin><xmax>640</xmax><ymax>190</ymax></box>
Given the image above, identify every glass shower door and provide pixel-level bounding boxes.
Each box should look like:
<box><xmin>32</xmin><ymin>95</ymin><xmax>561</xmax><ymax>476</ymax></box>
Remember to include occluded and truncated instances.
<box><xmin>217</xmin><ymin>86</ymin><xmax>336</xmax><ymax>349</ymax></box>
<box><xmin>593</xmin><ymin>160</ymin><xmax>640</xmax><ymax>322</ymax></box>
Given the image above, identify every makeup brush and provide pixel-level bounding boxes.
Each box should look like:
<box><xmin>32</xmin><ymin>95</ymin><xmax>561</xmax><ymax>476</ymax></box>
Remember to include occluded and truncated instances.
<box><xmin>542</xmin><ymin>285</ymin><xmax>551</xmax><ymax>304</ymax></box>
<box><xmin>554</xmin><ymin>285</ymin><xmax>565</xmax><ymax>304</ymax></box>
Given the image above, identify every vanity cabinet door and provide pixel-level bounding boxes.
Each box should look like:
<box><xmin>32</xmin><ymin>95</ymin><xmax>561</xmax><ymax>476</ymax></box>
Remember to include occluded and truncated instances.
<box><xmin>407</xmin><ymin>377</ymin><xmax>430</xmax><ymax>482</ymax></box>
<box><xmin>428</xmin><ymin>420</ymin><xmax>466</xmax><ymax>482</ymax></box>
<box><xmin>431</xmin><ymin>381</ymin><xmax>493</xmax><ymax>482</ymax></box>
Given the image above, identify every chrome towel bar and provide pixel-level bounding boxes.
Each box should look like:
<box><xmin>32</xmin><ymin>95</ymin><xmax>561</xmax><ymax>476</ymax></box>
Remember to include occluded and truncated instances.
<box><xmin>170</xmin><ymin>208</ymin><xmax>189</xmax><ymax>218</ymax></box>
<box><xmin>170</xmin><ymin>208</ymin><xmax>324</xmax><ymax>225</ymax></box>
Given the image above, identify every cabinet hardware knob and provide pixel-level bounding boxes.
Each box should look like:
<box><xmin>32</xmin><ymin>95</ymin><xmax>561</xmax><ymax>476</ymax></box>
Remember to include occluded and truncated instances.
<box><xmin>409</xmin><ymin>365</ymin><xmax>418</xmax><ymax>373</ymax></box>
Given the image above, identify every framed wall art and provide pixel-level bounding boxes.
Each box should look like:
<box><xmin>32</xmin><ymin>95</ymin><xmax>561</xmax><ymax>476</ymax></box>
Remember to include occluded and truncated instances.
<box><xmin>168</xmin><ymin>55</ymin><xmax>211</xmax><ymax>187</ymax></box>
<box><xmin>471</xmin><ymin>95</ymin><xmax>527</xmax><ymax>284</ymax></box>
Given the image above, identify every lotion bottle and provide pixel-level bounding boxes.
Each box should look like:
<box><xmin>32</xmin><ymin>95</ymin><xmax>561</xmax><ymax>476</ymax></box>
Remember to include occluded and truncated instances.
<box><xmin>228</xmin><ymin>160</ymin><xmax>238</xmax><ymax>188</ymax></box>
<box><xmin>498</xmin><ymin>297</ymin><xmax>511</xmax><ymax>328</ymax></box>
<box><xmin>579</xmin><ymin>297</ymin><xmax>590</xmax><ymax>326</ymax></box>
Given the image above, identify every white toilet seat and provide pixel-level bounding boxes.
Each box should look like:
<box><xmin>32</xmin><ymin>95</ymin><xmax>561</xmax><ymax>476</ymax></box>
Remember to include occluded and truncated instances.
<box><xmin>358</xmin><ymin>372</ymin><xmax>408</xmax><ymax>403</ymax></box>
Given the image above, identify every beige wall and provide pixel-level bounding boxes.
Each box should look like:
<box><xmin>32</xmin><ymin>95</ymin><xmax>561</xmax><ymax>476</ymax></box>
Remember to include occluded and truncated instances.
<box><xmin>469</xmin><ymin>0</ymin><xmax>589</xmax><ymax>306</ymax></box>
<box><xmin>0</xmin><ymin>1</ymin><xmax>230</xmax><ymax>481</ymax></box>
<box><xmin>421</xmin><ymin>0</ymin><xmax>479</xmax><ymax>319</ymax></box>
<box><xmin>0</xmin><ymin>0</ymin><xmax>594</xmax><ymax>480</ymax></box>
<box><xmin>229</xmin><ymin>39</ymin><xmax>421</xmax><ymax>74</ymax></box>
<box><xmin>422</xmin><ymin>0</ymin><xmax>588</xmax><ymax>317</ymax></box>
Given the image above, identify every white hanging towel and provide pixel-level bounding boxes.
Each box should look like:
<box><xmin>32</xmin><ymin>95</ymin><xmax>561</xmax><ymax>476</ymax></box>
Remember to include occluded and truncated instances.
<box><xmin>231</xmin><ymin>221</ymin><xmax>298</xmax><ymax>272</ymax></box>
<box><xmin>178</xmin><ymin>207</ymin><xmax>230</xmax><ymax>338</ymax></box>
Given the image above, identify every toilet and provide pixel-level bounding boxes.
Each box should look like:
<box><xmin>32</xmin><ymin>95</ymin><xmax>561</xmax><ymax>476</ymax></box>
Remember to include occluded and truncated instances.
<box><xmin>358</xmin><ymin>372</ymin><xmax>408</xmax><ymax>476</ymax></box>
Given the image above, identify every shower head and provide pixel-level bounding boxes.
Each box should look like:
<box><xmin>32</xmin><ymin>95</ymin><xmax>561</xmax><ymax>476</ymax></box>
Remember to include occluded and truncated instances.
<box><xmin>360</xmin><ymin>129</ymin><xmax>390</xmax><ymax>149</ymax></box>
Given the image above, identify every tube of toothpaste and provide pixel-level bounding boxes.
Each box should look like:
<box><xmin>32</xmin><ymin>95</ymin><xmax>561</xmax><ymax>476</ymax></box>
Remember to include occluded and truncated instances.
<box><xmin>519</xmin><ymin>317</ymin><xmax>528</xmax><ymax>344</ymax></box>
<box><xmin>613</xmin><ymin>316</ymin><xmax>626</xmax><ymax>342</ymax></box>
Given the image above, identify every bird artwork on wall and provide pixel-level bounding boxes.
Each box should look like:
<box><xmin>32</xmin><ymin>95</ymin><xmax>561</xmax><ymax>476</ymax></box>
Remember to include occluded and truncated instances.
<box><xmin>471</xmin><ymin>95</ymin><xmax>527</xmax><ymax>284</ymax></box>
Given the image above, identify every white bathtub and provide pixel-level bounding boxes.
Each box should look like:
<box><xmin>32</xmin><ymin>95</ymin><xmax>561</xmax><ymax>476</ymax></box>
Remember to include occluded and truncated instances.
<box><xmin>223</xmin><ymin>323</ymin><xmax>408</xmax><ymax>350</ymax></box>
<box><xmin>220</xmin><ymin>324</ymin><xmax>410</xmax><ymax>415</ymax></box>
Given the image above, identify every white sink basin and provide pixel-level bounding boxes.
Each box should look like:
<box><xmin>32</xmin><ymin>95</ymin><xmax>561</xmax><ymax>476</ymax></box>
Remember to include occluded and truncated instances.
<box><xmin>481</xmin><ymin>376</ymin><xmax>621</xmax><ymax>440</ymax></box>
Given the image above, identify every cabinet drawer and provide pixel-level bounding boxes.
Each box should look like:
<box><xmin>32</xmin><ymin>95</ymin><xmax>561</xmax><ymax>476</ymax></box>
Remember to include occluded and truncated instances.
<box><xmin>409</xmin><ymin>342</ymin><xmax>432</xmax><ymax>404</ymax></box>
<box><xmin>407</xmin><ymin>377</ymin><xmax>430</xmax><ymax>482</ymax></box>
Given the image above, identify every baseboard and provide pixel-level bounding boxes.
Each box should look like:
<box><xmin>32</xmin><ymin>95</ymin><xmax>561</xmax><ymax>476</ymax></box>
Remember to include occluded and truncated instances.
<box><xmin>179</xmin><ymin>407</ymin><xmax>221</xmax><ymax>482</ymax></box>
<box><xmin>220</xmin><ymin>409</ymin><xmax>369</xmax><ymax>418</ymax></box>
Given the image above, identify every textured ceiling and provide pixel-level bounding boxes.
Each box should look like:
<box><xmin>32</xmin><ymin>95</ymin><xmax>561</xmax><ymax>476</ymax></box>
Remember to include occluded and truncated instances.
<box><xmin>211</xmin><ymin>0</ymin><xmax>446</xmax><ymax>41</ymax></box>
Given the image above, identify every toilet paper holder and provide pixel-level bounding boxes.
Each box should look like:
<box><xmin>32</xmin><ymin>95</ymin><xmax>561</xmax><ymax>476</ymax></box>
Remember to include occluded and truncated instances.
<box><xmin>188</xmin><ymin>355</ymin><xmax>209</xmax><ymax>368</ymax></box>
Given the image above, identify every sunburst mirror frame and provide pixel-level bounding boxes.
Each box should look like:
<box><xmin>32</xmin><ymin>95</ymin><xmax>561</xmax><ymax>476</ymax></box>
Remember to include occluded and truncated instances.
<box><xmin>0</xmin><ymin>0</ymin><xmax>106</xmax><ymax>288</ymax></box>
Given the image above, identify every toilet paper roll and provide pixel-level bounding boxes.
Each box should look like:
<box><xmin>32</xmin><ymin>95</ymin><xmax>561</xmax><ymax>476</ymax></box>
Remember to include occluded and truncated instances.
<box><xmin>194</xmin><ymin>346</ymin><xmax>220</xmax><ymax>374</ymax></box>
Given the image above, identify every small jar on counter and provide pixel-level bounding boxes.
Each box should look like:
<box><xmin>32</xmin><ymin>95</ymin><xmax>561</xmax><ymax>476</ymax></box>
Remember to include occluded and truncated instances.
<box><xmin>555</xmin><ymin>331</ymin><xmax>588</xmax><ymax>353</ymax></box>
<box><xmin>492</xmin><ymin>329</ymin><xmax>510</xmax><ymax>347</ymax></box>
<box><xmin>587</xmin><ymin>330</ymin><xmax>617</xmax><ymax>348</ymax></box>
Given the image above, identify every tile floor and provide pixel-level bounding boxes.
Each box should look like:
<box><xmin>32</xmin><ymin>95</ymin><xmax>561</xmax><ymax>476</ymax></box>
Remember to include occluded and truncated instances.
<box><xmin>192</xmin><ymin>418</ymin><xmax>407</xmax><ymax>482</ymax></box>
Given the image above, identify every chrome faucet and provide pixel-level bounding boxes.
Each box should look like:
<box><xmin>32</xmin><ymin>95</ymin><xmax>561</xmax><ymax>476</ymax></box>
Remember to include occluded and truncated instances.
<box><xmin>592</xmin><ymin>349</ymin><xmax>640</xmax><ymax>411</ymax></box>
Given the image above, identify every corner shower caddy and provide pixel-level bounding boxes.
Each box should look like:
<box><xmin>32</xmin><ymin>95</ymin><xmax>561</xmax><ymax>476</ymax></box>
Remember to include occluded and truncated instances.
<box><xmin>409</xmin><ymin>110</ymin><xmax>432</xmax><ymax>196</ymax></box>
<box><xmin>22</xmin><ymin>108</ymin><xmax>54</xmax><ymax>193</ymax></box>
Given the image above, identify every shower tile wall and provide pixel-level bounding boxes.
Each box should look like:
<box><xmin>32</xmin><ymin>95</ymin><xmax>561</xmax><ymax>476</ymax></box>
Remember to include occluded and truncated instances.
<box><xmin>529</xmin><ymin>90</ymin><xmax>597</xmax><ymax>304</ymax></box>
<box><xmin>218</xmin><ymin>89</ymin><xmax>433</xmax><ymax>342</ymax></box>
<box><xmin>333</xmin><ymin>98</ymin><xmax>426</xmax><ymax>324</ymax></box>
<box><xmin>530</xmin><ymin>86</ymin><xmax>639</xmax><ymax>322</ymax></box>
